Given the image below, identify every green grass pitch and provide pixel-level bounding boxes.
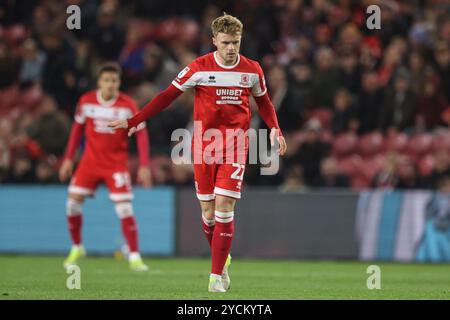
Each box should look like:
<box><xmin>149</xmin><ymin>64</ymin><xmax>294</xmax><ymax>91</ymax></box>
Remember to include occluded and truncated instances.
<box><xmin>0</xmin><ymin>255</ymin><xmax>449</xmax><ymax>299</ymax></box>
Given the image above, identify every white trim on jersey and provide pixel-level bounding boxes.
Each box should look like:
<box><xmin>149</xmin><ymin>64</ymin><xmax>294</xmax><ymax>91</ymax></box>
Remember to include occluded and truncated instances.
<box><xmin>251</xmin><ymin>74</ymin><xmax>267</xmax><ymax>97</ymax></box>
<box><xmin>171</xmin><ymin>73</ymin><xmax>201</xmax><ymax>91</ymax></box>
<box><xmin>252</xmin><ymin>87</ymin><xmax>267</xmax><ymax>97</ymax></box>
<box><xmin>171</xmin><ymin>80</ymin><xmax>186</xmax><ymax>91</ymax></box>
<box><xmin>74</xmin><ymin>114</ymin><xmax>85</xmax><ymax>124</ymax></box>
<box><xmin>214</xmin><ymin>187</ymin><xmax>241</xmax><ymax>199</ymax></box>
<box><xmin>195</xmin><ymin>71</ymin><xmax>258</xmax><ymax>88</ymax></box>
<box><xmin>80</xmin><ymin>103</ymin><xmax>133</xmax><ymax>120</ymax></box>
<box><xmin>213</xmin><ymin>51</ymin><xmax>240</xmax><ymax>69</ymax></box>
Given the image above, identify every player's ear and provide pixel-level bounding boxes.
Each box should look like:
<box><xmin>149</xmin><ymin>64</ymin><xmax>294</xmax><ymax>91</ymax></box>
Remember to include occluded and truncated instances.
<box><xmin>212</xmin><ymin>36</ymin><xmax>217</xmax><ymax>47</ymax></box>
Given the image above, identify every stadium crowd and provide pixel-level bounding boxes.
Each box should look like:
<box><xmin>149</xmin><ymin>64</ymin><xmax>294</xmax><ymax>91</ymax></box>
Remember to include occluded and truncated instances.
<box><xmin>0</xmin><ymin>0</ymin><xmax>449</xmax><ymax>191</ymax></box>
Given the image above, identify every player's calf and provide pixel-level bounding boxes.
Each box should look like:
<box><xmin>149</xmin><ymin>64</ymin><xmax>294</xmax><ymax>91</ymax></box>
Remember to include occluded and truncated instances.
<box><xmin>64</xmin><ymin>197</ymin><xmax>86</xmax><ymax>268</ymax></box>
<box><xmin>115</xmin><ymin>201</ymin><xmax>148</xmax><ymax>272</ymax></box>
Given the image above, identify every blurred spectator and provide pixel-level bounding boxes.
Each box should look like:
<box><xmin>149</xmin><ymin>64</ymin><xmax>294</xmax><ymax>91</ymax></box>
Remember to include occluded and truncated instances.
<box><xmin>313</xmin><ymin>157</ymin><xmax>350</xmax><ymax>188</ymax></box>
<box><xmin>288</xmin><ymin>119</ymin><xmax>331</xmax><ymax>186</ymax></box>
<box><xmin>19</xmin><ymin>38</ymin><xmax>46</xmax><ymax>85</ymax></box>
<box><xmin>279</xmin><ymin>164</ymin><xmax>309</xmax><ymax>193</ymax></box>
<box><xmin>379</xmin><ymin>68</ymin><xmax>417</xmax><ymax>132</ymax></box>
<box><xmin>330</xmin><ymin>88</ymin><xmax>359</xmax><ymax>134</ymax></box>
<box><xmin>377</xmin><ymin>43</ymin><xmax>402</xmax><ymax>87</ymax></box>
<box><xmin>26</xmin><ymin>95</ymin><xmax>71</xmax><ymax>156</ymax></box>
<box><xmin>416</xmin><ymin>75</ymin><xmax>447</xmax><ymax>130</ymax></box>
<box><xmin>311</xmin><ymin>47</ymin><xmax>340</xmax><ymax>109</ymax></box>
<box><xmin>396</xmin><ymin>157</ymin><xmax>422</xmax><ymax>189</ymax></box>
<box><xmin>433</xmin><ymin>40</ymin><xmax>450</xmax><ymax>102</ymax></box>
<box><xmin>423</xmin><ymin>150</ymin><xmax>450</xmax><ymax>189</ymax></box>
<box><xmin>372</xmin><ymin>153</ymin><xmax>400</xmax><ymax>189</ymax></box>
<box><xmin>337</xmin><ymin>49</ymin><xmax>361</xmax><ymax>94</ymax></box>
<box><xmin>141</xmin><ymin>43</ymin><xmax>178</xmax><ymax>89</ymax></box>
<box><xmin>408</xmin><ymin>50</ymin><xmax>433</xmax><ymax>96</ymax></box>
<box><xmin>289</xmin><ymin>61</ymin><xmax>313</xmax><ymax>111</ymax></box>
<box><xmin>171</xmin><ymin>163</ymin><xmax>194</xmax><ymax>186</ymax></box>
<box><xmin>265</xmin><ymin>64</ymin><xmax>303</xmax><ymax>133</ymax></box>
<box><xmin>6</xmin><ymin>153</ymin><xmax>35</xmax><ymax>183</ymax></box>
<box><xmin>357</xmin><ymin>71</ymin><xmax>384</xmax><ymax>133</ymax></box>
<box><xmin>40</xmin><ymin>31</ymin><xmax>76</xmax><ymax>107</ymax></box>
<box><xmin>0</xmin><ymin>40</ymin><xmax>20</xmax><ymax>89</ymax></box>
<box><xmin>88</xmin><ymin>3</ymin><xmax>125</xmax><ymax>61</ymax></box>
<box><xmin>35</xmin><ymin>157</ymin><xmax>58</xmax><ymax>184</ymax></box>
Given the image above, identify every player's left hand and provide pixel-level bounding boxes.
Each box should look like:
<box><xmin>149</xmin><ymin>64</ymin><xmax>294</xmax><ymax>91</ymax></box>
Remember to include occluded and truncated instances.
<box><xmin>270</xmin><ymin>128</ymin><xmax>287</xmax><ymax>156</ymax></box>
<box><xmin>137</xmin><ymin>166</ymin><xmax>153</xmax><ymax>188</ymax></box>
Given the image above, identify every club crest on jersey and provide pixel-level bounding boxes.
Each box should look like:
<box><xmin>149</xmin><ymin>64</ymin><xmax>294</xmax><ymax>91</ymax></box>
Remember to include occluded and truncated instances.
<box><xmin>239</xmin><ymin>74</ymin><xmax>250</xmax><ymax>86</ymax></box>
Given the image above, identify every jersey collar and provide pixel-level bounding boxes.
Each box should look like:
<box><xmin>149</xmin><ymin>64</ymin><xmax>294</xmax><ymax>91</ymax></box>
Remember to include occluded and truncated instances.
<box><xmin>96</xmin><ymin>90</ymin><xmax>118</xmax><ymax>107</ymax></box>
<box><xmin>213</xmin><ymin>51</ymin><xmax>240</xmax><ymax>69</ymax></box>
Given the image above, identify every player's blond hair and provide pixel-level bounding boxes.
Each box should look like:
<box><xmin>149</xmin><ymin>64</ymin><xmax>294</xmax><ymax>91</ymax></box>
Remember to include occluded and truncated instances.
<box><xmin>211</xmin><ymin>13</ymin><xmax>243</xmax><ymax>37</ymax></box>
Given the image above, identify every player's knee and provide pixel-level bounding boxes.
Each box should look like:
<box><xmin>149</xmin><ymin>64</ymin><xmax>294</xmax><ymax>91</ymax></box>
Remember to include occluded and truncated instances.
<box><xmin>215</xmin><ymin>196</ymin><xmax>236</xmax><ymax>213</ymax></box>
<box><xmin>200</xmin><ymin>201</ymin><xmax>215</xmax><ymax>220</ymax></box>
<box><xmin>69</xmin><ymin>193</ymin><xmax>85</xmax><ymax>203</ymax></box>
<box><xmin>66</xmin><ymin>198</ymin><xmax>83</xmax><ymax>216</ymax></box>
<box><xmin>114</xmin><ymin>201</ymin><xmax>134</xmax><ymax>219</ymax></box>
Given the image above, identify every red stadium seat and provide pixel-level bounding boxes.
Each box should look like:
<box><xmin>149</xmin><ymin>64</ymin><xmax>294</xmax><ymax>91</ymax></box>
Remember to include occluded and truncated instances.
<box><xmin>332</xmin><ymin>132</ymin><xmax>358</xmax><ymax>158</ymax></box>
<box><xmin>2</xmin><ymin>24</ymin><xmax>28</xmax><ymax>46</ymax></box>
<box><xmin>432</xmin><ymin>130</ymin><xmax>450</xmax><ymax>152</ymax></box>
<box><xmin>19</xmin><ymin>85</ymin><xmax>43</xmax><ymax>111</ymax></box>
<box><xmin>383</xmin><ymin>132</ymin><xmax>408</xmax><ymax>152</ymax></box>
<box><xmin>407</xmin><ymin>133</ymin><xmax>433</xmax><ymax>156</ymax></box>
<box><xmin>307</xmin><ymin>108</ymin><xmax>333</xmax><ymax>130</ymax></box>
<box><xmin>291</xmin><ymin>130</ymin><xmax>307</xmax><ymax>145</ymax></box>
<box><xmin>338</xmin><ymin>154</ymin><xmax>363</xmax><ymax>176</ymax></box>
<box><xmin>358</xmin><ymin>132</ymin><xmax>384</xmax><ymax>156</ymax></box>
<box><xmin>418</xmin><ymin>154</ymin><xmax>435</xmax><ymax>176</ymax></box>
<box><xmin>321</xmin><ymin>129</ymin><xmax>333</xmax><ymax>144</ymax></box>
<box><xmin>359</xmin><ymin>154</ymin><xmax>386</xmax><ymax>181</ymax></box>
<box><xmin>0</xmin><ymin>85</ymin><xmax>20</xmax><ymax>108</ymax></box>
<box><xmin>351</xmin><ymin>174</ymin><xmax>371</xmax><ymax>190</ymax></box>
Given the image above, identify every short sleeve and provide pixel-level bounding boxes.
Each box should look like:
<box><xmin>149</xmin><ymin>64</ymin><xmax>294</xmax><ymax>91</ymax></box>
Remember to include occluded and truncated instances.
<box><xmin>171</xmin><ymin>61</ymin><xmax>199</xmax><ymax>91</ymax></box>
<box><xmin>251</xmin><ymin>62</ymin><xmax>267</xmax><ymax>97</ymax></box>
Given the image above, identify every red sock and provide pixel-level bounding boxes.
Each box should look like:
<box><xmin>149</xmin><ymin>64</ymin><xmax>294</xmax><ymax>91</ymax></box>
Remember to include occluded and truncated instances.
<box><xmin>202</xmin><ymin>216</ymin><xmax>215</xmax><ymax>247</ymax></box>
<box><xmin>211</xmin><ymin>211</ymin><xmax>234</xmax><ymax>275</ymax></box>
<box><xmin>67</xmin><ymin>215</ymin><xmax>83</xmax><ymax>245</ymax></box>
<box><xmin>121</xmin><ymin>216</ymin><xmax>139</xmax><ymax>252</ymax></box>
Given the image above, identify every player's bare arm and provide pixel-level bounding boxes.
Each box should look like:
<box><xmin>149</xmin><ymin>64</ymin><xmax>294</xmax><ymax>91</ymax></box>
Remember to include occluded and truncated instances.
<box><xmin>59</xmin><ymin>158</ymin><xmax>73</xmax><ymax>182</ymax></box>
<box><xmin>137</xmin><ymin>166</ymin><xmax>152</xmax><ymax>188</ymax></box>
<box><xmin>270</xmin><ymin>128</ymin><xmax>287</xmax><ymax>156</ymax></box>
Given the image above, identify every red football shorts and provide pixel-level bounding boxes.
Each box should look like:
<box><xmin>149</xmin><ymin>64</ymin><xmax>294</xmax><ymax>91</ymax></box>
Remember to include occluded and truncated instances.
<box><xmin>194</xmin><ymin>161</ymin><xmax>246</xmax><ymax>200</ymax></box>
<box><xmin>68</xmin><ymin>160</ymin><xmax>133</xmax><ymax>202</ymax></box>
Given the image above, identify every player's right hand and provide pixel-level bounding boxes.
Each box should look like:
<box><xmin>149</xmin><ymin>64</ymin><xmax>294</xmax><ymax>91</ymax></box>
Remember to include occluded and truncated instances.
<box><xmin>107</xmin><ymin>119</ymin><xmax>137</xmax><ymax>136</ymax></box>
<box><xmin>59</xmin><ymin>159</ymin><xmax>73</xmax><ymax>182</ymax></box>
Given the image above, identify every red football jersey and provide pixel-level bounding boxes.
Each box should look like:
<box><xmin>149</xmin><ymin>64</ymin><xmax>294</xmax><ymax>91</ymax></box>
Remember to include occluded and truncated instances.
<box><xmin>171</xmin><ymin>51</ymin><xmax>267</xmax><ymax>133</ymax></box>
<box><xmin>74</xmin><ymin>91</ymin><xmax>144</xmax><ymax>168</ymax></box>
